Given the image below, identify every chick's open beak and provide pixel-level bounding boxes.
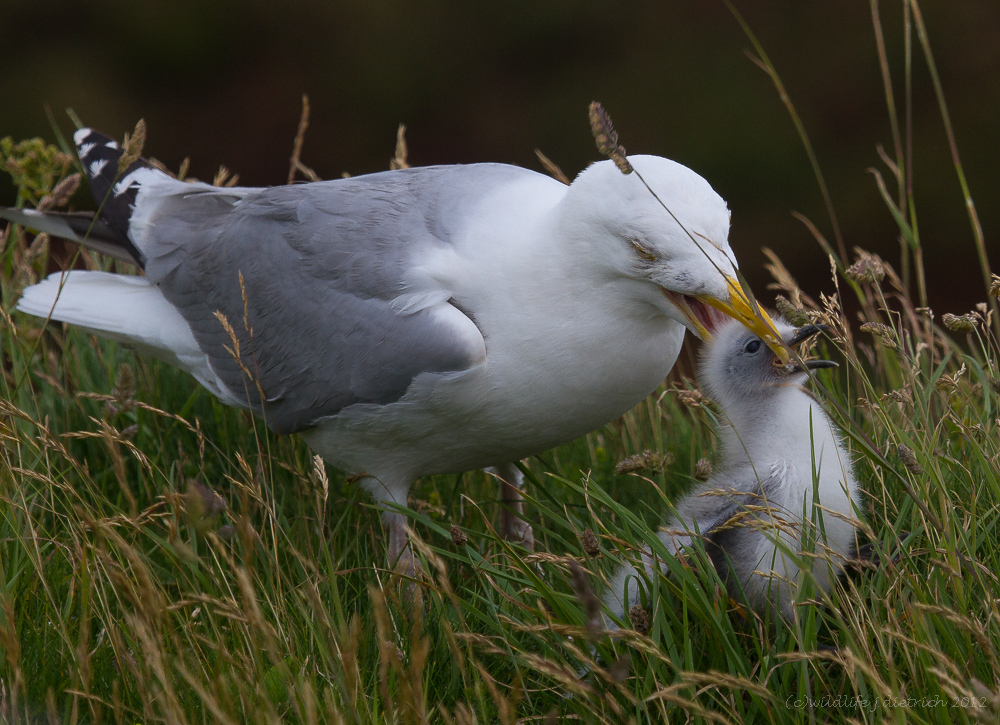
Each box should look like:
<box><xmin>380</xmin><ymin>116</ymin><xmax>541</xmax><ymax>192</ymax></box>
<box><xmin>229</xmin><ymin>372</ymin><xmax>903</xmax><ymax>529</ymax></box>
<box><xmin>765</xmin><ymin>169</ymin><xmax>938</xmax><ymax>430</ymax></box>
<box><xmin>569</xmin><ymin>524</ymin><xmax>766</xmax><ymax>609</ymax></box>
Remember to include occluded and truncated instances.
<box><xmin>786</xmin><ymin>324</ymin><xmax>828</xmax><ymax>346</ymax></box>
<box><xmin>784</xmin><ymin>323</ymin><xmax>838</xmax><ymax>372</ymax></box>
<box><xmin>697</xmin><ymin>275</ymin><xmax>788</xmax><ymax>362</ymax></box>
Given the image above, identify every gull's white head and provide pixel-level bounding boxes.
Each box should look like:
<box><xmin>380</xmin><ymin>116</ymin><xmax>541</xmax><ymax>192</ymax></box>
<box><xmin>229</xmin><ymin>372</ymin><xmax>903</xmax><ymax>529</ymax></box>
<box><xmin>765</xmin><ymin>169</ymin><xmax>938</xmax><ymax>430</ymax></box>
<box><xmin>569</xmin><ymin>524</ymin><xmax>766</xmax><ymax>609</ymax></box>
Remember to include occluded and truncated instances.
<box><xmin>700</xmin><ymin>317</ymin><xmax>838</xmax><ymax>416</ymax></box>
<box><xmin>561</xmin><ymin>155</ymin><xmax>784</xmax><ymax>357</ymax></box>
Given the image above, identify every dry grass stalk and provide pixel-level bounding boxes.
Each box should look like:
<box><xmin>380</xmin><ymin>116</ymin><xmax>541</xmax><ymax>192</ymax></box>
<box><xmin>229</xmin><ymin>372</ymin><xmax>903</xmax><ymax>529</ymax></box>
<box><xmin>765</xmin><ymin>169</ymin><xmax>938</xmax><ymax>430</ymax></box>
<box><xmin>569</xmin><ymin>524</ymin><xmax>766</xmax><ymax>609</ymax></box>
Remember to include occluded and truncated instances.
<box><xmin>534</xmin><ymin>148</ymin><xmax>570</xmax><ymax>185</ymax></box>
<box><xmin>390</xmin><ymin>124</ymin><xmax>410</xmax><ymax>170</ymax></box>
<box><xmin>288</xmin><ymin>94</ymin><xmax>311</xmax><ymax>184</ymax></box>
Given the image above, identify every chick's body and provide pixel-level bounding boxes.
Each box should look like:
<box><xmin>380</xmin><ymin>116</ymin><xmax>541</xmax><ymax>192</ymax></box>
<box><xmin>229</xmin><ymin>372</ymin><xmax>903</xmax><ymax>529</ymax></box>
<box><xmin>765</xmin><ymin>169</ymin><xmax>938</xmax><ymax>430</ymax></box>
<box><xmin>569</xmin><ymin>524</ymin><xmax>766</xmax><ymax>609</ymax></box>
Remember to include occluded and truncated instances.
<box><xmin>607</xmin><ymin>318</ymin><xmax>862</xmax><ymax>622</ymax></box>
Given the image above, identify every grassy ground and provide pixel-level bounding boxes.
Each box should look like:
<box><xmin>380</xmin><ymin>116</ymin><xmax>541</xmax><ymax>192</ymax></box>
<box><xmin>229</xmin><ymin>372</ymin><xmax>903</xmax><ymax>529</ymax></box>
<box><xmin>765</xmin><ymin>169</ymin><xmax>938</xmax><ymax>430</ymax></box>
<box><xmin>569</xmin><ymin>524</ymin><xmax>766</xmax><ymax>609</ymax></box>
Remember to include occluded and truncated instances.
<box><xmin>2</xmin><ymin>3</ymin><xmax>999</xmax><ymax>723</ymax></box>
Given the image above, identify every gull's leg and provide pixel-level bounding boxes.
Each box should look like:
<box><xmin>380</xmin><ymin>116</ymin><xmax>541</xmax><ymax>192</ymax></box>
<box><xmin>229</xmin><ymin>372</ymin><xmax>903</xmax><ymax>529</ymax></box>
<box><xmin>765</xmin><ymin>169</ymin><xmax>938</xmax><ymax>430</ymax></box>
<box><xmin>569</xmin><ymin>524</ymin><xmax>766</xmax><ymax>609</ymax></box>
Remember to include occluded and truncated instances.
<box><xmin>362</xmin><ymin>474</ymin><xmax>419</xmax><ymax>578</ymax></box>
<box><xmin>489</xmin><ymin>462</ymin><xmax>534</xmax><ymax>551</ymax></box>
<box><xmin>385</xmin><ymin>511</ymin><xmax>418</xmax><ymax>577</ymax></box>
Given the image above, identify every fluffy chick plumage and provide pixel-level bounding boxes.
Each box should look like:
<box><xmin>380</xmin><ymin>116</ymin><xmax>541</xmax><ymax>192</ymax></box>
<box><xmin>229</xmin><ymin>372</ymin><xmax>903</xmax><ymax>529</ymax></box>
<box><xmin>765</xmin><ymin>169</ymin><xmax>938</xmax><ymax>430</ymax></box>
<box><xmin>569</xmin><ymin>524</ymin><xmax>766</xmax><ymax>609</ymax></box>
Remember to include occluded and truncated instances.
<box><xmin>606</xmin><ymin>317</ymin><xmax>862</xmax><ymax>624</ymax></box>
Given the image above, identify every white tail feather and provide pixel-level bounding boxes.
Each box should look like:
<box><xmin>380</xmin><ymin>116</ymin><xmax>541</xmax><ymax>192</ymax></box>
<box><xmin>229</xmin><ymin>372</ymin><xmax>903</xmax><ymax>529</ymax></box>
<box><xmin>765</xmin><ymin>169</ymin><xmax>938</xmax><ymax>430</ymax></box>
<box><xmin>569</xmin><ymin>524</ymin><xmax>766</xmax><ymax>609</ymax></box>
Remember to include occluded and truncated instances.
<box><xmin>17</xmin><ymin>272</ymin><xmax>242</xmax><ymax>406</ymax></box>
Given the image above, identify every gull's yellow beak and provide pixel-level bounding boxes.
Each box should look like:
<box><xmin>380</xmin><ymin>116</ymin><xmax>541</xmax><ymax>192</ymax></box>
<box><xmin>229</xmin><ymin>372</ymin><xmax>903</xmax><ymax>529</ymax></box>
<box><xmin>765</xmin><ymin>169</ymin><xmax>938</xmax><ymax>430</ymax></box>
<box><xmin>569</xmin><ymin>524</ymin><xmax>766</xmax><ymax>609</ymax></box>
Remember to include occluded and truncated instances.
<box><xmin>697</xmin><ymin>275</ymin><xmax>789</xmax><ymax>363</ymax></box>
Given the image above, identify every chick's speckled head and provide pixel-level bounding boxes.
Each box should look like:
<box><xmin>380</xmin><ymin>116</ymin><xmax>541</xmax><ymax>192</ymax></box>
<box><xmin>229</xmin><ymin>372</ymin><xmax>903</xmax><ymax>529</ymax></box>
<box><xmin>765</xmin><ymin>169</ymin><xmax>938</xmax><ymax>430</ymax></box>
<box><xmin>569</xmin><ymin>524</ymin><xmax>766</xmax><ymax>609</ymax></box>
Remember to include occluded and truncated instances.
<box><xmin>699</xmin><ymin>317</ymin><xmax>837</xmax><ymax>410</ymax></box>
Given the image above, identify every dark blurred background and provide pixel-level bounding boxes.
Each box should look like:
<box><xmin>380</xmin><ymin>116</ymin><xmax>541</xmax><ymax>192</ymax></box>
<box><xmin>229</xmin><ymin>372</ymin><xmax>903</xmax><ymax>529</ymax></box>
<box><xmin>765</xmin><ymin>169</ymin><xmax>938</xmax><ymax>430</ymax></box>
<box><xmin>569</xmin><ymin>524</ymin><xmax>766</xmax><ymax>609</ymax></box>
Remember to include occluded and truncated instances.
<box><xmin>2</xmin><ymin>1</ymin><xmax>997</xmax><ymax>311</ymax></box>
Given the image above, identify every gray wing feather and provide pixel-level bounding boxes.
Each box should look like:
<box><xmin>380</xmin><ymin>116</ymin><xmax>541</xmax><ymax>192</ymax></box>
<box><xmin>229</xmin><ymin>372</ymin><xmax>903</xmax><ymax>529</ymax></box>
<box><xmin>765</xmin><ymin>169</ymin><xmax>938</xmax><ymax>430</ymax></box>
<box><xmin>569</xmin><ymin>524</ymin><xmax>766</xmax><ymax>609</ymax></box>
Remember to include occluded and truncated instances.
<box><xmin>140</xmin><ymin>164</ymin><xmax>539</xmax><ymax>434</ymax></box>
<box><xmin>663</xmin><ymin>467</ymin><xmax>777</xmax><ymax>553</ymax></box>
<box><xmin>673</xmin><ymin>468</ymin><xmax>784</xmax><ymax>588</ymax></box>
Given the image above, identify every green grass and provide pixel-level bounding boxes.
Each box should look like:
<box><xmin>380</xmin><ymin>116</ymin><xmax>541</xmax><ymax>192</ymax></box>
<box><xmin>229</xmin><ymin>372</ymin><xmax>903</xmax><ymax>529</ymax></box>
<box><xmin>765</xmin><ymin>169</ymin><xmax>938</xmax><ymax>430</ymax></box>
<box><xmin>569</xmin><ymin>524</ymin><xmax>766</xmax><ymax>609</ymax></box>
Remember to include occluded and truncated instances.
<box><xmin>2</xmin><ymin>2</ymin><xmax>999</xmax><ymax>722</ymax></box>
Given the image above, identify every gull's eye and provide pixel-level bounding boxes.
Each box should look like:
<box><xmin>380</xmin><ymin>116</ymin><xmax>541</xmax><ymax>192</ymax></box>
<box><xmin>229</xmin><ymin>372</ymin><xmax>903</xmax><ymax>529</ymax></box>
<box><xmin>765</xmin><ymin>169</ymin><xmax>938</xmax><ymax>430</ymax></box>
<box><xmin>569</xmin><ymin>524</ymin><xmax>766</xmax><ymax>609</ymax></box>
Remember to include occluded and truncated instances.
<box><xmin>744</xmin><ymin>339</ymin><xmax>762</xmax><ymax>354</ymax></box>
<box><xmin>629</xmin><ymin>239</ymin><xmax>657</xmax><ymax>261</ymax></box>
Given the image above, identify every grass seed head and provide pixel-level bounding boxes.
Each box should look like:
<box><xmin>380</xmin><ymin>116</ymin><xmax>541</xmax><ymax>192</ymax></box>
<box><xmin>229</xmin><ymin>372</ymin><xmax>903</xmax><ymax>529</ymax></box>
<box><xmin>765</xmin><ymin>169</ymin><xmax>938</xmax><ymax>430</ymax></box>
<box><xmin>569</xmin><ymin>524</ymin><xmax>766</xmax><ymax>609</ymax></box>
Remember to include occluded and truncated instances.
<box><xmin>882</xmin><ymin>388</ymin><xmax>913</xmax><ymax>406</ymax></box>
<box><xmin>775</xmin><ymin>295</ymin><xmax>811</xmax><ymax>326</ymax></box>
<box><xmin>845</xmin><ymin>251</ymin><xmax>887</xmax><ymax>284</ymax></box>
<box><xmin>896</xmin><ymin>445</ymin><xmax>924</xmax><ymax>475</ymax></box>
<box><xmin>588</xmin><ymin>101</ymin><xmax>633</xmax><ymax>174</ymax></box>
<box><xmin>1</xmin><ymin>136</ymin><xmax>74</xmax><ymax>203</ymax></box>
<box><xmin>942</xmin><ymin>313</ymin><xmax>976</xmax><ymax>334</ymax></box>
<box><xmin>615</xmin><ymin>450</ymin><xmax>673</xmax><ymax>475</ymax></box>
<box><xmin>676</xmin><ymin>388</ymin><xmax>705</xmax><ymax>408</ymax></box>
<box><xmin>37</xmin><ymin>172</ymin><xmax>81</xmax><ymax>211</ymax></box>
<box><xmin>450</xmin><ymin>524</ymin><xmax>468</xmax><ymax>547</ymax></box>
<box><xmin>628</xmin><ymin>604</ymin><xmax>650</xmax><ymax>634</ymax></box>
<box><xmin>860</xmin><ymin>322</ymin><xmax>899</xmax><ymax>349</ymax></box>
<box><xmin>696</xmin><ymin>457</ymin><xmax>713</xmax><ymax>480</ymax></box>
<box><xmin>119</xmin><ymin>118</ymin><xmax>147</xmax><ymax>173</ymax></box>
<box><xmin>113</xmin><ymin>364</ymin><xmax>135</xmax><ymax>400</ymax></box>
<box><xmin>579</xmin><ymin>529</ymin><xmax>600</xmax><ymax>557</ymax></box>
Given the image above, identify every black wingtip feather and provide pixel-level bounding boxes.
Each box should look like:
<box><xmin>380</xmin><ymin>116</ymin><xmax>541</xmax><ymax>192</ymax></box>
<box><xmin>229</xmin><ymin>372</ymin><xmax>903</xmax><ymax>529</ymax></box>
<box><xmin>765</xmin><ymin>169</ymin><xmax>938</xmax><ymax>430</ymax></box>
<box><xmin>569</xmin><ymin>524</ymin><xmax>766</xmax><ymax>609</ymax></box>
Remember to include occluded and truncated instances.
<box><xmin>73</xmin><ymin>127</ymin><xmax>151</xmax><ymax>266</ymax></box>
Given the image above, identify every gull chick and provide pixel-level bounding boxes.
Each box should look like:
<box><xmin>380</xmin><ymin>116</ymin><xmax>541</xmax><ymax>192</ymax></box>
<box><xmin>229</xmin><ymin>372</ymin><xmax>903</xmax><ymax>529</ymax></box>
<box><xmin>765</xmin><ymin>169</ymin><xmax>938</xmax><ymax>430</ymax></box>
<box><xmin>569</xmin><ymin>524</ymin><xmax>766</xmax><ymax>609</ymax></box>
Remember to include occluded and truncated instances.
<box><xmin>606</xmin><ymin>318</ymin><xmax>861</xmax><ymax>622</ymax></box>
<box><xmin>6</xmin><ymin>126</ymin><xmax>783</xmax><ymax>576</ymax></box>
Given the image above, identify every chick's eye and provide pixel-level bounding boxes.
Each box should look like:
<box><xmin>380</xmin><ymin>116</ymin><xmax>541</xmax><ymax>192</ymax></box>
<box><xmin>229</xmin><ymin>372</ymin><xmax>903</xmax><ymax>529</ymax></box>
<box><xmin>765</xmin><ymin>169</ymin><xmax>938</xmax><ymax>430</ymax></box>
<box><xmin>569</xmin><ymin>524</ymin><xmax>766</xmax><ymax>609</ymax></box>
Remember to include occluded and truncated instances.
<box><xmin>744</xmin><ymin>339</ymin><xmax>762</xmax><ymax>354</ymax></box>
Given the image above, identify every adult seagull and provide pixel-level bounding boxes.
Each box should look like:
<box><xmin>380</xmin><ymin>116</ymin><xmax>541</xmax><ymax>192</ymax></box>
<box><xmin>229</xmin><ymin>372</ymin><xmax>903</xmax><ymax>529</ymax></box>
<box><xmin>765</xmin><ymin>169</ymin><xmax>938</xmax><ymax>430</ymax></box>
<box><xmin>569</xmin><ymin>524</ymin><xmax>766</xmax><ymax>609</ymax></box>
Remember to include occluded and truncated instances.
<box><xmin>6</xmin><ymin>126</ymin><xmax>781</xmax><ymax>573</ymax></box>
